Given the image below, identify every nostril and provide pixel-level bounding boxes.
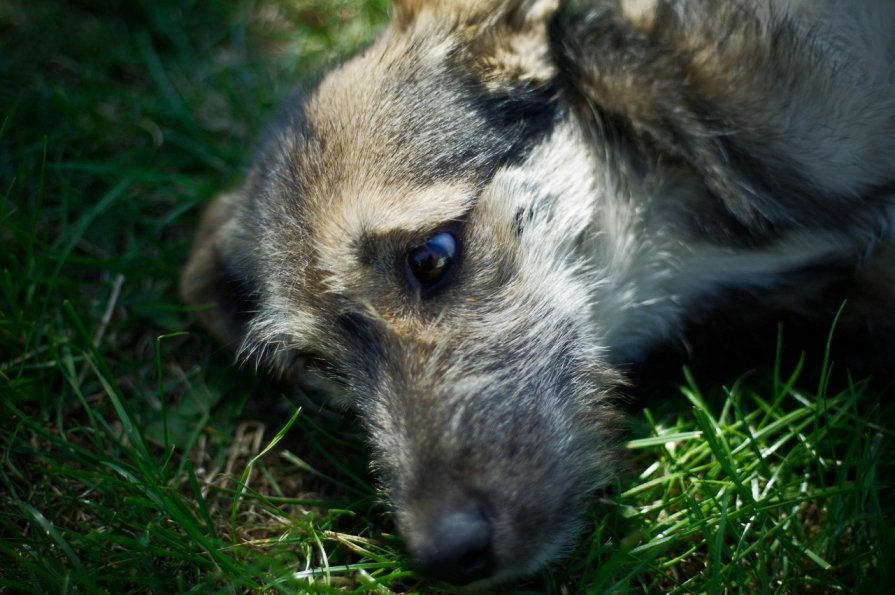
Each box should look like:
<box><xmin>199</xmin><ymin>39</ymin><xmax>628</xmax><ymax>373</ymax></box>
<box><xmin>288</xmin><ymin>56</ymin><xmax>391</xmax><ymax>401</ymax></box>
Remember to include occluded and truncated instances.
<box><xmin>414</xmin><ymin>501</ymin><xmax>496</xmax><ymax>585</ymax></box>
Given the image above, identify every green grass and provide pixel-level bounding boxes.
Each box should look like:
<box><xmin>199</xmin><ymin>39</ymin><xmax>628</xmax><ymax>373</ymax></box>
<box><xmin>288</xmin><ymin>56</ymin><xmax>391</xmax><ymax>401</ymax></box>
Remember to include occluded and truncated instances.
<box><xmin>2</xmin><ymin>1</ymin><xmax>893</xmax><ymax>593</ymax></box>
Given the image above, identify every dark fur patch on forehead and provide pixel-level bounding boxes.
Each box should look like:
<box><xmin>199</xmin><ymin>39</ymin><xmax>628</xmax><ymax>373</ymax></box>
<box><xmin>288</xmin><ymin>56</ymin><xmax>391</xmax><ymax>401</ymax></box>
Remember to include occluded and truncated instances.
<box><xmin>263</xmin><ymin>66</ymin><xmax>563</xmax><ymax>201</ymax></box>
<box><xmin>359</xmin><ymin>68</ymin><xmax>562</xmax><ymax>186</ymax></box>
<box><xmin>466</xmin><ymin>77</ymin><xmax>565</xmax><ymax>169</ymax></box>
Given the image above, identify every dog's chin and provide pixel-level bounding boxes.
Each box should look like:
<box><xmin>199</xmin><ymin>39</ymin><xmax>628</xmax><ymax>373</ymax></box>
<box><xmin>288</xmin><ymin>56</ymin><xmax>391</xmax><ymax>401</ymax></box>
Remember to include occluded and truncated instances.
<box><xmin>437</xmin><ymin>543</ymin><xmax>564</xmax><ymax>592</ymax></box>
<box><xmin>422</xmin><ymin>513</ymin><xmax>582</xmax><ymax>591</ymax></box>
<box><xmin>436</xmin><ymin>564</ymin><xmax>540</xmax><ymax>593</ymax></box>
<box><xmin>440</xmin><ymin>575</ymin><xmax>514</xmax><ymax>593</ymax></box>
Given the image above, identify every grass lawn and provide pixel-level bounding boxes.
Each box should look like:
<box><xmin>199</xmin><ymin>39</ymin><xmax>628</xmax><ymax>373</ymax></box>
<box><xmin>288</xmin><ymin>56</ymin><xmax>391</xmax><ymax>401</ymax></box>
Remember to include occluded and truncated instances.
<box><xmin>2</xmin><ymin>0</ymin><xmax>893</xmax><ymax>592</ymax></box>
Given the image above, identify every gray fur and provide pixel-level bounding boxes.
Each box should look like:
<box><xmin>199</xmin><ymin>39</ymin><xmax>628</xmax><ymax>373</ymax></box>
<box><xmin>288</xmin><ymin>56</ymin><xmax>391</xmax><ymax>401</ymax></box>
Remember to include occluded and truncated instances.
<box><xmin>182</xmin><ymin>0</ymin><xmax>895</xmax><ymax>586</ymax></box>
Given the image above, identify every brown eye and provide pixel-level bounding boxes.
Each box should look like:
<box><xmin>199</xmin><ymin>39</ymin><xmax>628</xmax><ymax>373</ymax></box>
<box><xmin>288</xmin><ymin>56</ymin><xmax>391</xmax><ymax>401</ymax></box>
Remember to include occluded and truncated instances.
<box><xmin>407</xmin><ymin>232</ymin><xmax>457</xmax><ymax>289</ymax></box>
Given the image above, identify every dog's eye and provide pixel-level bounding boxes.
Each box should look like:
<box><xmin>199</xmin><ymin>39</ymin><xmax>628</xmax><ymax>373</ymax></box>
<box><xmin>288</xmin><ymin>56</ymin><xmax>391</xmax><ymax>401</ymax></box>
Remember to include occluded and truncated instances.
<box><xmin>407</xmin><ymin>232</ymin><xmax>457</xmax><ymax>289</ymax></box>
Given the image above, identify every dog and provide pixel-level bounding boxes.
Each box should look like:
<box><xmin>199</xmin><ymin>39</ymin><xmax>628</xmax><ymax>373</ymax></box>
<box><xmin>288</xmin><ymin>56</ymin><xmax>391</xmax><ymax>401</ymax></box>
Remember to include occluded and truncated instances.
<box><xmin>182</xmin><ymin>0</ymin><xmax>895</xmax><ymax>587</ymax></box>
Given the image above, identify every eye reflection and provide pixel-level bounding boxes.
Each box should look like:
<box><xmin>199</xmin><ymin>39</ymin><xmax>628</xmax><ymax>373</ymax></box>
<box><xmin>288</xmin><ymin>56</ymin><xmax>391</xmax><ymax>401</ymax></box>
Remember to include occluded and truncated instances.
<box><xmin>406</xmin><ymin>232</ymin><xmax>457</xmax><ymax>289</ymax></box>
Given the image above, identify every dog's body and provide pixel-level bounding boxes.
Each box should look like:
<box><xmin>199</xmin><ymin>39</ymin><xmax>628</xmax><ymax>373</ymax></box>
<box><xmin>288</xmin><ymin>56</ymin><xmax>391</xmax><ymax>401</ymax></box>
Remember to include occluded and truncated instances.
<box><xmin>183</xmin><ymin>0</ymin><xmax>895</xmax><ymax>587</ymax></box>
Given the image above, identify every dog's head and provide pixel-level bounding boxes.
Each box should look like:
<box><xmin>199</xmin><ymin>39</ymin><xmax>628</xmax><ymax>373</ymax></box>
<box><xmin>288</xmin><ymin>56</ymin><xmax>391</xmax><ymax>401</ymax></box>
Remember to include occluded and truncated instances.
<box><xmin>183</xmin><ymin>0</ymin><xmax>621</xmax><ymax>586</ymax></box>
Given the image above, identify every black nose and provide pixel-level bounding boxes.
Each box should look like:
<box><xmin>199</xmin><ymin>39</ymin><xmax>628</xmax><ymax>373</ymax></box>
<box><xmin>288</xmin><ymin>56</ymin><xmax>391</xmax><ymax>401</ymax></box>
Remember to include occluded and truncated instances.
<box><xmin>413</xmin><ymin>501</ymin><xmax>496</xmax><ymax>585</ymax></box>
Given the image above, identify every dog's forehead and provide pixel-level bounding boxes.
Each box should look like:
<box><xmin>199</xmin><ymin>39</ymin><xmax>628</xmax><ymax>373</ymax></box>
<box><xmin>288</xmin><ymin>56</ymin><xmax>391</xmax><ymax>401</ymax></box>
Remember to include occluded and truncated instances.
<box><xmin>272</xmin><ymin>32</ymin><xmax>526</xmax><ymax>262</ymax></box>
<box><xmin>303</xmin><ymin>32</ymin><xmax>501</xmax><ymax>185</ymax></box>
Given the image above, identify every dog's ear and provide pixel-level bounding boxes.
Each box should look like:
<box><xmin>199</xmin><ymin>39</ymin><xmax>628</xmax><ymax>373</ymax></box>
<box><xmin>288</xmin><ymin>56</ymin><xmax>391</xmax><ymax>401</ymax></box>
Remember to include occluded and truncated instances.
<box><xmin>181</xmin><ymin>188</ymin><xmax>259</xmax><ymax>351</ymax></box>
<box><xmin>392</xmin><ymin>0</ymin><xmax>560</xmax><ymax>84</ymax></box>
